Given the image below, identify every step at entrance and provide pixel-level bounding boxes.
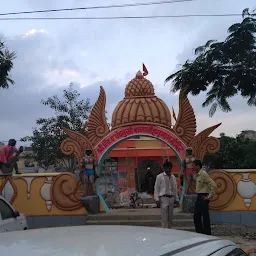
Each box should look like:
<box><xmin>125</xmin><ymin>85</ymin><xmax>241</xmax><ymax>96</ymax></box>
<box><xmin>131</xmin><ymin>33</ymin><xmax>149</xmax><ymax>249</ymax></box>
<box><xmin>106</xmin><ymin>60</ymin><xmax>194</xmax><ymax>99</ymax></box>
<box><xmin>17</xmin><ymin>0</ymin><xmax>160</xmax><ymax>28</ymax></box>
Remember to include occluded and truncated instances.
<box><xmin>85</xmin><ymin>208</ymin><xmax>195</xmax><ymax>232</ymax></box>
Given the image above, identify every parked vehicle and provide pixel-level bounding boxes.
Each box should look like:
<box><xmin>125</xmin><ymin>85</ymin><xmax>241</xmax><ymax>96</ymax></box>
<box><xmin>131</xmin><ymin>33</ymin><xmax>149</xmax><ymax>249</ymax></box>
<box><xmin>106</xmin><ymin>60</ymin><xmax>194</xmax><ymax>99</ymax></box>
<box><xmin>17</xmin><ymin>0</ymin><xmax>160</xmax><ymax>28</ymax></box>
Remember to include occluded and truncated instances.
<box><xmin>0</xmin><ymin>196</ymin><xmax>28</xmax><ymax>233</ymax></box>
<box><xmin>129</xmin><ymin>191</ymin><xmax>143</xmax><ymax>208</ymax></box>
<box><xmin>0</xmin><ymin>226</ymin><xmax>246</xmax><ymax>255</ymax></box>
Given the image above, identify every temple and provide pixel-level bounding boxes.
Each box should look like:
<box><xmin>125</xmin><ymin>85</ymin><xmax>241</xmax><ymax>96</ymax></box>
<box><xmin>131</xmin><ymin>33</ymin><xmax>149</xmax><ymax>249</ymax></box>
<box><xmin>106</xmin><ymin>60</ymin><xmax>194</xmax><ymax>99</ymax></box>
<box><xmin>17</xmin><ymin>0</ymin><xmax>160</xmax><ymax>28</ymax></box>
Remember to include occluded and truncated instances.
<box><xmin>60</xmin><ymin>70</ymin><xmax>221</xmax><ymax>212</ymax></box>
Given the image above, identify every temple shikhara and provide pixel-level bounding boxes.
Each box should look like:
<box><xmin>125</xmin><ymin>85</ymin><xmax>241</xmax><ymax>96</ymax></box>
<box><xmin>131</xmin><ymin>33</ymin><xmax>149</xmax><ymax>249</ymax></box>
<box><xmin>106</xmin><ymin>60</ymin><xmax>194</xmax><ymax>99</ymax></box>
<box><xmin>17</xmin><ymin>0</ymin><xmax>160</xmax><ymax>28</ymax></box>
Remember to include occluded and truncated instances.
<box><xmin>112</xmin><ymin>71</ymin><xmax>172</xmax><ymax>129</ymax></box>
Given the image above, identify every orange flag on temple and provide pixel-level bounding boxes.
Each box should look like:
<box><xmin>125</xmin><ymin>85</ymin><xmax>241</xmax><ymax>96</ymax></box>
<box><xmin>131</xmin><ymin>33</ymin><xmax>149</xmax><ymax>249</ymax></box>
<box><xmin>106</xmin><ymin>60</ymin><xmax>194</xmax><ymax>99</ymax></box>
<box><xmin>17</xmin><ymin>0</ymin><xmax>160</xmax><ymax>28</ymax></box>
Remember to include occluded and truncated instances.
<box><xmin>142</xmin><ymin>63</ymin><xmax>148</xmax><ymax>76</ymax></box>
<box><xmin>172</xmin><ymin>107</ymin><xmax>177</xmax><ymax>121</ymax></box>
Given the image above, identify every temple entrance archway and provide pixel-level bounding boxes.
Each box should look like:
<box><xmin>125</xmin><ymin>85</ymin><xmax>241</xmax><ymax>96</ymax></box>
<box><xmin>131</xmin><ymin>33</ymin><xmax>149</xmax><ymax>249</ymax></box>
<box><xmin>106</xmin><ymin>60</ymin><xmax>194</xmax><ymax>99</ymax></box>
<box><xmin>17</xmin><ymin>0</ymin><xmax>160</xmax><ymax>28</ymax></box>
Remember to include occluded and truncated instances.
<box><xmin>61</xmin><ymin>69</ymin><xmax>221</xmax><ymax>213</ymax></box>
<box><xmin>95</xmin><ymin>124</ymin><xmax>187</xmax><ymax>170</ymax></box>
<box><xmin>94</xmin><ymin>126</ymin><xmax>186</xmax><ymax>212</ymax></box>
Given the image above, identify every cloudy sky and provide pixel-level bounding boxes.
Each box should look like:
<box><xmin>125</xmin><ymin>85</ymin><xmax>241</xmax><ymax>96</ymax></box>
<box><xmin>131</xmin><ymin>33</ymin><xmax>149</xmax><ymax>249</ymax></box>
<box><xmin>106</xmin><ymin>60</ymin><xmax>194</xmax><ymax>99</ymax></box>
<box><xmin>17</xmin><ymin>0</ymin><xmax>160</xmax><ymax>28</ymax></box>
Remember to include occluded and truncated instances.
<box><xmin>0</xmin><ymin>0</ymin><xmax>255</xmax><ymax>146</ymax></box>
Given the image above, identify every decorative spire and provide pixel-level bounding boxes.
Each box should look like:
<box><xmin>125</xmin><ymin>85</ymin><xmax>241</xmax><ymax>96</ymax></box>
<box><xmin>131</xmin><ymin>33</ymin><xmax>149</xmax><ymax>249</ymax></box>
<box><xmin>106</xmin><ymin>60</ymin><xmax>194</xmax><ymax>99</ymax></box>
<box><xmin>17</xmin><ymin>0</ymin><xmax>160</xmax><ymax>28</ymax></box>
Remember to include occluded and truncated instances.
<box><xmin>125</xmin><ymin>71</ymin><xmax>154</xmax><ymax>97</ymax></box>
<box><xmin>136</xmin><ymin>71</ymin><xmax>143</xmax><ymax>79</ymax></box>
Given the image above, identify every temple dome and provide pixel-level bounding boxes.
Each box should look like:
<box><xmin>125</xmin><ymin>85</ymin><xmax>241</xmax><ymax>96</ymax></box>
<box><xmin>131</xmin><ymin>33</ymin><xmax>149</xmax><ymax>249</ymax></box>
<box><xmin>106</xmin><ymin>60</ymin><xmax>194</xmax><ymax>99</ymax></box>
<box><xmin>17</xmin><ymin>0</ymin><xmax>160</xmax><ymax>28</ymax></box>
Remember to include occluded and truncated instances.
<box><xmin>111</xmin><ymin>71</ymin><xmax>172</xmax><ymax>130</ymax></box>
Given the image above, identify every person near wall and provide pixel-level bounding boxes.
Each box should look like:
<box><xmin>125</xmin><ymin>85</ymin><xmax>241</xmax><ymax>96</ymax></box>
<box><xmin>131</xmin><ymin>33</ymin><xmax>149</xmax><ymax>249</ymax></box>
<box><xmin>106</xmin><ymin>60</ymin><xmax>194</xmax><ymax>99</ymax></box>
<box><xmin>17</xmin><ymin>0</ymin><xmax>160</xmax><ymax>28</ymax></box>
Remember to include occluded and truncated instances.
<box><xmin>182</xmin><ymin>147</ymin><xmax>197</xmax><ymax>194</ymax></box>
<box><xmin>0</xmin><ymin>139</ymin><xmax>22</xmax><ymax>174</ymax></box>
<box><xmin>144</xmin><ymin>167</ymin><xmax>155</xmax><ymax>194</ymax></box>
<box><xmin>154</xmin><ymin>161</ymin><xmax>180</xmax><ymax>229</ymax></box>
<box><xmin>193</xmin><ymin>159</ymin><xmax>216</xmax><ymax>235</ymax></box>
<box><xmin>80</xmin><ymin>149</ymin><xmax>99</xmax><ymax>196</ymax></box>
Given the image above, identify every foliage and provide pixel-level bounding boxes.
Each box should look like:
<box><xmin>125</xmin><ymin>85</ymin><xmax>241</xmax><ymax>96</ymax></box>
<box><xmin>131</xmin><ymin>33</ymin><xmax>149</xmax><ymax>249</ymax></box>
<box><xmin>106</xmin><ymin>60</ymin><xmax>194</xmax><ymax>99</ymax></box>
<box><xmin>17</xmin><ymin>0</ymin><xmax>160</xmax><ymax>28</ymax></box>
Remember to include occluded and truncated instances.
<box><xmin>0</xmin><ymin>39</ymin><xmax>16</xmax><ymax>89</ymax></box>
<box><xmin>165</xmin><ymin>8</ymin><xmax>256</xmax><ymax>116</ymax></box>
<box><xmin>203</xmin><ymin>133</ymin><xmax>256</xmax><ymax>169</ymax></box>
<box><xmin>21</xmin><ymin>84</ymin><xmax>92</xmax><ymax>170</ymax></box>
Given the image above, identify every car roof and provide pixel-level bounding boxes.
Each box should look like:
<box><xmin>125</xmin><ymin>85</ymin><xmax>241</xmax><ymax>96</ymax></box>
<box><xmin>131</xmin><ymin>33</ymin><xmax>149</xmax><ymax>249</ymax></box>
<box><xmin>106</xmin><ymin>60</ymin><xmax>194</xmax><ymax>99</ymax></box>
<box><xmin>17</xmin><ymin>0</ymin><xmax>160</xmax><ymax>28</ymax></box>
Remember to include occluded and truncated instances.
<box><xmin>0</xmin><ymin>196</ymin><xmax>11</xmax><ymax>204</ymax></box>
<box><xmin>0</xmin><ymin>225</ymin><xmax>236</xmax><ymax>256</ymax></box>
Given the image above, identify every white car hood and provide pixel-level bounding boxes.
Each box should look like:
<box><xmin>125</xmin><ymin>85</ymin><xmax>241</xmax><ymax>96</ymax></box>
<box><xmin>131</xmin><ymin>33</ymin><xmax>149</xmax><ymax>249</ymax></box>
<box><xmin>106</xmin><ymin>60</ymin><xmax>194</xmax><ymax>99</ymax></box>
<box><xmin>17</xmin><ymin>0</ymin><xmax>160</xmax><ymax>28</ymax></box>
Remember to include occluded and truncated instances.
<box><xmin>0</xmin><ymin>225</ymin><xmax>230</xmax><ymax>256</ymax></box>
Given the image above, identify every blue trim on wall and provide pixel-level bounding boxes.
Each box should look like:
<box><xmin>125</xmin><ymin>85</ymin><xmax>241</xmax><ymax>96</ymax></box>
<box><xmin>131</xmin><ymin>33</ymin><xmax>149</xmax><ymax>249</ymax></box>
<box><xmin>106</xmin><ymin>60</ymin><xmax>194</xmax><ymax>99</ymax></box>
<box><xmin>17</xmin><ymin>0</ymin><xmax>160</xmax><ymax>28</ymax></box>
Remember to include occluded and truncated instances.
<box><xmin>96</xmin><ymin>147</ymin><xmax>114</xmax><ymax>213</ymax></box>
<box><xmin>95</xmin><ymin>133</ymin><xmax>185</xmax><ymax>213</ymax></box>
<box><xmin>210</xmin><ymin>211</ymin><xmax>256</xmax><ymax>227</ymax></box>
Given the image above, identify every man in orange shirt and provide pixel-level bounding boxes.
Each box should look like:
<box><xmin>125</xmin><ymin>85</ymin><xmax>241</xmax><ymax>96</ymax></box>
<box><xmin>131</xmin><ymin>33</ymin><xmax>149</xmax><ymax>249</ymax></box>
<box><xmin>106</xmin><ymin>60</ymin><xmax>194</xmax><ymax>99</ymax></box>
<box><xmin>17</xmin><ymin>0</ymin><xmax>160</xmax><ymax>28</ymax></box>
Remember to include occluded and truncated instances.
<box><xmin>0</xmin><ymin>139</ymin><xmax>22</xmax><ymax>174</ymax></box>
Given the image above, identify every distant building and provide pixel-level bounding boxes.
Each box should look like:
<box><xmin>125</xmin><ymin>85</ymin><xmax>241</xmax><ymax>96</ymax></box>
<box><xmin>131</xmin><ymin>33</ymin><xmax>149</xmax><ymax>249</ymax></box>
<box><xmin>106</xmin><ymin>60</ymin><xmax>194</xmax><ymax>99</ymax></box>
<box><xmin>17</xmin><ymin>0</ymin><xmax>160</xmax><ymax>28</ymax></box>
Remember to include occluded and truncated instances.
<box><xmin>240</xmin><ymin>130</ymin><xmax>256</xmax><ymax>140</ymax></box>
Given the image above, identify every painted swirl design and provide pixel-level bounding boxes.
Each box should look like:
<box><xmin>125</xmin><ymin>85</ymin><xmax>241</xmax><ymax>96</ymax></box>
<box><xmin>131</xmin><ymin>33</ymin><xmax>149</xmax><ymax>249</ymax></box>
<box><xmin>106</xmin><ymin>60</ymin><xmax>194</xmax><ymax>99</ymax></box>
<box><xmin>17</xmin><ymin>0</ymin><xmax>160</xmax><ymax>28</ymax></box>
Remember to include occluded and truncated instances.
<box><xmin>189</xmin><ymin>123</ymin><xmax>221</xmax><ymax>159</ymax></box>
<box><xmin>61</xmin><ymin>138</ymin><xmax>83</xmax><ymax>162</ymax></box>
<box><xmin>198</xmin><ymin>136</ymin><xmax>220</xmax><ymax>159</ymax></box>
<box><xmin>209</xmin><ymin>170</ymin><xmax>237</xmax><ymax>210</ymax></box>
<box><xmin>51</xmin><ymin>173</ymin><xmax>84</xmax><ymax>211</ymax></box>
<box><xmin>61</xmin><ymin>129</ymin><xmax>94</xmax><ymax>162</ymax></box>
<box><xmin>174</xmin><ymin>126</ymin><xmax>185</xmax><ymax>137</ymax></box>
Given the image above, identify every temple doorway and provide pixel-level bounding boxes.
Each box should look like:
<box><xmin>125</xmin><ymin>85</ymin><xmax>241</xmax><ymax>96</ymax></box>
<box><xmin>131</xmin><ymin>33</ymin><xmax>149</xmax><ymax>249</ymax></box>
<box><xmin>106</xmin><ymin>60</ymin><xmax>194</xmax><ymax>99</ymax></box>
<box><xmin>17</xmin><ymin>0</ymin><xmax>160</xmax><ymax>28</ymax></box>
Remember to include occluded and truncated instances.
<box><xmin>135</xmin><ymin>159</ymin><xmax>162</xmax><ymax>193</ymax></box>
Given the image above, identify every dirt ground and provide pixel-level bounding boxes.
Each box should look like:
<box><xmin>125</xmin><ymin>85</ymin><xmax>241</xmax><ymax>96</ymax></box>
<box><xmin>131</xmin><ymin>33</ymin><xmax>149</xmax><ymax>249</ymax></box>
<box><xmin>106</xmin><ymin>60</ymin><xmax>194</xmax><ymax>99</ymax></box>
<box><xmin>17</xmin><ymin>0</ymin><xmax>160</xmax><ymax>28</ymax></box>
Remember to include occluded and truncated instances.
<box><xmin>219</xmin><ymin>236</ymin><xmax>256</xmax><ymax>254</ymax></box>
<box><xmin>212</xmin><ymin>224</ymin><xmax>256</xmax><ymax>254</ymax></box>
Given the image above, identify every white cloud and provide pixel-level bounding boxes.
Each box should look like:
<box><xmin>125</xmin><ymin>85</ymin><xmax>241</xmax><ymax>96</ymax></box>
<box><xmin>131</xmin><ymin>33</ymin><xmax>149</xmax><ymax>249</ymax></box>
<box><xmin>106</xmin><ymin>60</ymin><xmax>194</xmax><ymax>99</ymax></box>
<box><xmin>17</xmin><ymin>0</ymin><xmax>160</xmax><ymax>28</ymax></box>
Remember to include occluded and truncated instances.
<box><xmin>81</xmin><ymin>51</ymin><xmax>88</xmax><ymax>57</ymax></box>
<box><xmin>23</xmin><ymin>29</ymin><xmax>47</xmax><ymax>38</ymax></box>
<box><xmin>44</xmin><ymin>68</ymin><xmax>81</xmax><ymax>87</ymax></box>
<box><xmin>196</xmin><ymin>111</ymin><xmax>255</xmax><ymax>138</ymax></box>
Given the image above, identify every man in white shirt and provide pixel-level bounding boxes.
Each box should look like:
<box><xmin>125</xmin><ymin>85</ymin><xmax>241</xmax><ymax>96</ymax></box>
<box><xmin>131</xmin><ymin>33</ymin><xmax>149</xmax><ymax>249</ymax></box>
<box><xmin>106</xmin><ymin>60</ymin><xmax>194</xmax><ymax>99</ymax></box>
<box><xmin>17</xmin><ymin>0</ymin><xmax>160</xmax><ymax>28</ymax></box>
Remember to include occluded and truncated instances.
<box><xmin>154</xmin><ymin>161</ymin><xmax>180</xmax><ymax>229</ymax></box>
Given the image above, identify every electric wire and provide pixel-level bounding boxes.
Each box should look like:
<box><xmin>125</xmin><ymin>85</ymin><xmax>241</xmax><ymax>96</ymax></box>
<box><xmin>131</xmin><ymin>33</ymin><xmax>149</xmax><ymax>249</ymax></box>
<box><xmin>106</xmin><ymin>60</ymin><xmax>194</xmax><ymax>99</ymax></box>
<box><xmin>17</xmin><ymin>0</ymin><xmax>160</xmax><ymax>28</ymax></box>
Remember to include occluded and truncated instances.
<box><xmin>0</xmin><ymin>0</ymin><xmax>195</xmax><ymax>16</ymax></box>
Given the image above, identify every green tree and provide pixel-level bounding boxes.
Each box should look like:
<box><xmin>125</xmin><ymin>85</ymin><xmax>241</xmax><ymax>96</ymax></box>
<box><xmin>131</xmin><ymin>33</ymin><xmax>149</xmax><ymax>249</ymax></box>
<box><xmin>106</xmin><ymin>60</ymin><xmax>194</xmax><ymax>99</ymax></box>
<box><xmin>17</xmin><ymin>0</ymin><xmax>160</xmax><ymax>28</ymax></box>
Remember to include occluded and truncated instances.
<box><xmin>165</xmin><ymin>8</ymin><xmax>256</xmax><ymax>117</ymax></box>
<box><xmin>21</xmin><ymin>84</ymin><xmax>92</xmax><ymax>170</ymax></box>
<box><xmin>0</xmin><ymin>39</ymin><xmax>16</xmax><ymax>89</ymax></box>
<box><xmin>203</xmin><ymin>133</ymin><xmax>256</xmax><ymax>169</ymax></box>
